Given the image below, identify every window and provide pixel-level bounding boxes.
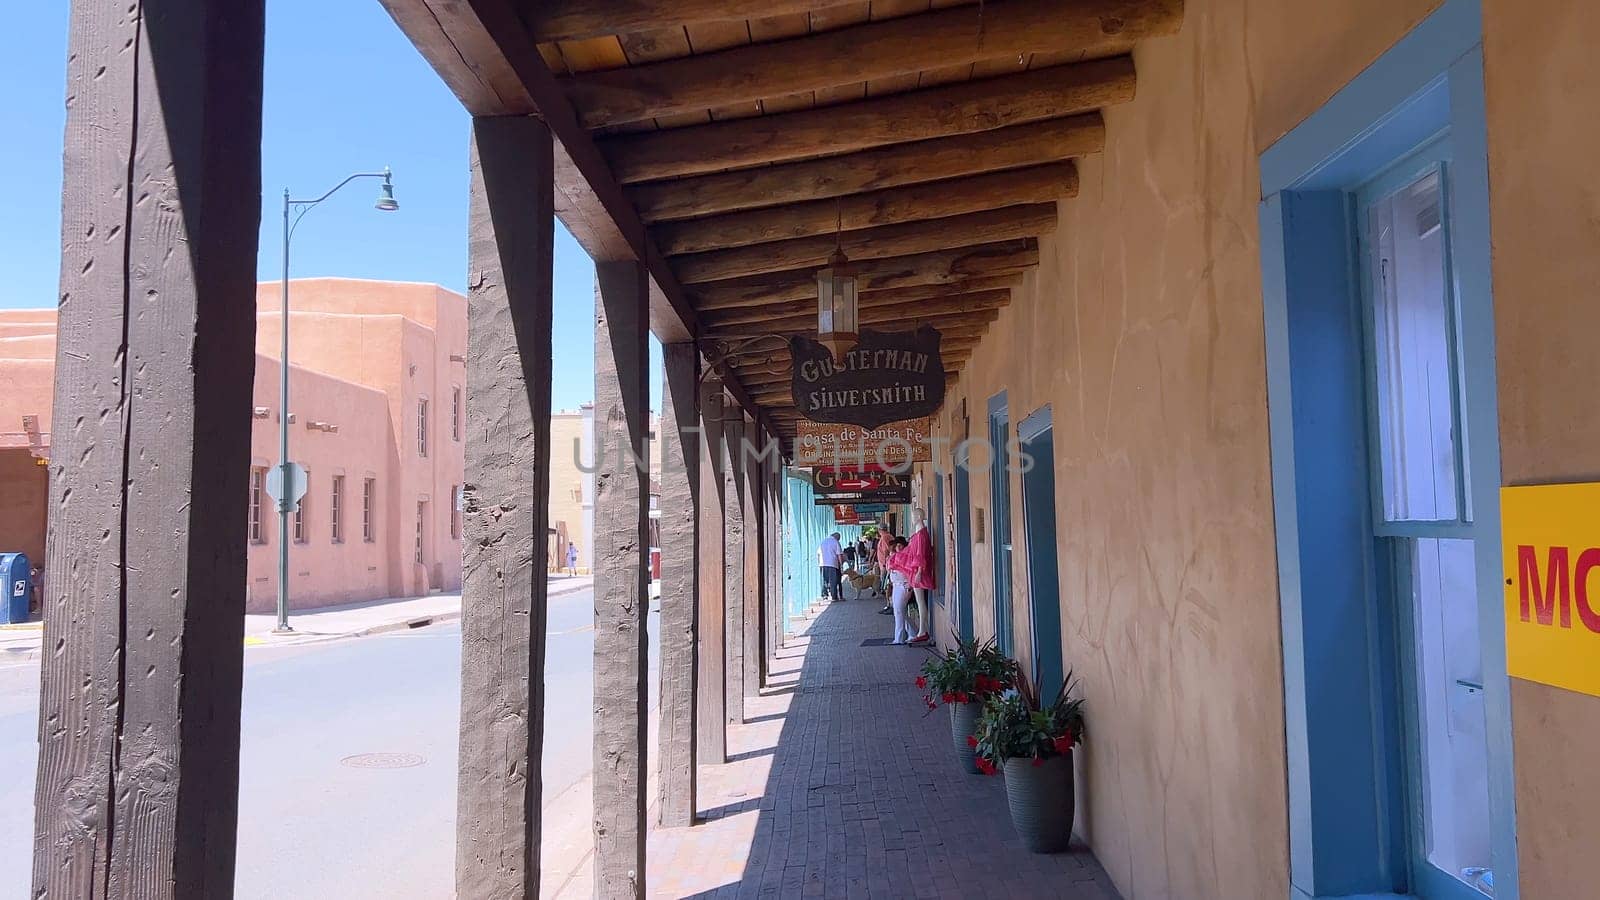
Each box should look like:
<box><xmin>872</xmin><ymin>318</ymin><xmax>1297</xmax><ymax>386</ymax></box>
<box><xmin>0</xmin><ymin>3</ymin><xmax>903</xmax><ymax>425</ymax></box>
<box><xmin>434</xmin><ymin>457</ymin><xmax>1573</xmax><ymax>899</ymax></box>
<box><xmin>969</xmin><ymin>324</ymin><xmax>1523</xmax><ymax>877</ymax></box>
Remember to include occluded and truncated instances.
<box><xmin>294</xmin><ymin>470</ymin><xmax>309</xmax><ymax>543</ymax></box>
<box><xmin>451</xmin><ymin>386</ymin><xmax>461</xmax><ymax>442</ymax></box>
<box><xmin>415</xmin><ymin>501</ymin><xmax>426</xmax><ymax>564</ymax></box>
<box><xmin>249</xmin><ymin>467</ymin><xmax>266</xmax><ymax>544</ymax></box>
<box><xmin>362</xmin><ymin>478</ymin><xmax>376</xmax><ymax>543</ymax></box>
<box><xmin>450</xmin><ymin>485</ymin><xmax>461</xmax><ymax>540</ymax></box>
<box><xmin>417</xmin><ymin>399</ymin><xmax>429</xmax><ymax>457</ymax></box>
<box><xmin>330</xmin><ymin>475</ymin><xmax>344</xmax><ymax>543</ymax></box>
<box><xmin>1366</xmin><ymin>168</ymin><xmax>1464</xmax><ymax>523</ymax></box>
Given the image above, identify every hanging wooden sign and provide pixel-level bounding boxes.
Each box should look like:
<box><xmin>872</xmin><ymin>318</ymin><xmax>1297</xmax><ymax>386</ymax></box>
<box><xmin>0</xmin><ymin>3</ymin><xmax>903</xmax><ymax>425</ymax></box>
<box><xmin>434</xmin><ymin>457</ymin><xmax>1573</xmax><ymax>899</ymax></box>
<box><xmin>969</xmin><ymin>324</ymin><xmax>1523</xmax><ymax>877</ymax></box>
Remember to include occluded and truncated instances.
<box><xmin>812</xmin><ymin>465</ymin><xmax>912</xmax><ymax>506</ymax></box>
<box><xmin>794</xmin><ymin>417</ymin><xmax>932</xmax><ymax>468</ymax></box>
<box><xmin>791</xmin><ymin>326</ymin><xmax>946</xmax><ymax>428</ymax></box>
<box><xmin>833</xmin><ymin>505</ymin><xmax>861</xmax><ymax>525</ymax></box>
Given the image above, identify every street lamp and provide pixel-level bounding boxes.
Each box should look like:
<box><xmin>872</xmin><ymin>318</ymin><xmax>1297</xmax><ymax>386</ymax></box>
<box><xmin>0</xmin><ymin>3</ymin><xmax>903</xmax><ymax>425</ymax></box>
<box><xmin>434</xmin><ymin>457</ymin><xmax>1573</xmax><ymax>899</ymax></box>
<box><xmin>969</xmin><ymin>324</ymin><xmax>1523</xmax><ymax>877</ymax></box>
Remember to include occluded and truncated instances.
<box><xmin>275</xmin><ymin>168</ymin><xmax>397</xmax><ymax>633</ymax></box>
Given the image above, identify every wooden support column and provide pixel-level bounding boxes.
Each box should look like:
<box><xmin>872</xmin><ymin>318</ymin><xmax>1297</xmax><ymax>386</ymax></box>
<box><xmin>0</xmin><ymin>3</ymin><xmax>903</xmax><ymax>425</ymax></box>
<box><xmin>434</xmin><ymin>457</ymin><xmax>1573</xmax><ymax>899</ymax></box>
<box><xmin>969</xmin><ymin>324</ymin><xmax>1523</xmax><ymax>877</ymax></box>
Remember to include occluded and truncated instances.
<box><xmin>696</xmin><ymin>379</ymin><xmax>728</xmax><ymax>764</ymax></box>
<box><xmin>32</xmin><ymin>3</ymin><xmax>263</xmax><ymax>896</ymax></box>
<box><xmin>740</xmin><ymin>416</ymin><xmax>764</xmax><ymax>700</ymax></box>
<box><xmin>593</xmin><ymin>260</ymin><xmax>651</xmax><ymax>898</ymax></box>
<box><xmin>456</xmin><ymin>115</ymin><xmax>555</xmax><ymax>900</ymax></box>
<box><xmin>764</xmin><ymin>441</ymin><xmax>783</xmax><ymax>677</ymax></box>
<box><xmin>658</xmin><ymin>342</ymin><xmax>699</xmax><ymax>826</ymax></box>
<box><xmin>723</xmin><ymin>400</ymin><xmax>748</xmax><ymax>725</ymax></box>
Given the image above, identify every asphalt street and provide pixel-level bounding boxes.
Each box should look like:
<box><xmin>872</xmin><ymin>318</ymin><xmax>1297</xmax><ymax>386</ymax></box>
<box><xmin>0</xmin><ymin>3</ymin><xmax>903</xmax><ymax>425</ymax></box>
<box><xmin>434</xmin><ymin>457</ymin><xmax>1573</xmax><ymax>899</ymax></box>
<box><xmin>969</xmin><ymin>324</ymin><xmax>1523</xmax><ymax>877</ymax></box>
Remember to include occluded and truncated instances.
<box><xmin>0</xmin><ymin>587</ymin><xmax>660</xmax><ymax>900</ymax></box>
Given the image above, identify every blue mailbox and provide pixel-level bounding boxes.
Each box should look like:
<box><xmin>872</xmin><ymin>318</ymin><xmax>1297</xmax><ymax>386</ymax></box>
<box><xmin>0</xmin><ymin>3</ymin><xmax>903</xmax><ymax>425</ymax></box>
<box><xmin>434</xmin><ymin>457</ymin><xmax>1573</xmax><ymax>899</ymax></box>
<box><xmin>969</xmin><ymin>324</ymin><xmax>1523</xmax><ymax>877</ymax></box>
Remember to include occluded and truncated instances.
<box><xmin>0</xmin><ymin>553</ymin><xmax>31</xmax><ymax>625</ymax></box>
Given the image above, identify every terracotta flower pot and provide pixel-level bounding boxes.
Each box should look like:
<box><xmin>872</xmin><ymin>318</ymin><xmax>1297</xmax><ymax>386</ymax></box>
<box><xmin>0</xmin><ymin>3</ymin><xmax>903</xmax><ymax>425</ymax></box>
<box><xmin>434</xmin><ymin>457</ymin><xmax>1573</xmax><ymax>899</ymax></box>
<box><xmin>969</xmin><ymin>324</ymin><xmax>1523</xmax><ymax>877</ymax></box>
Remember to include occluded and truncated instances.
<box><xmin>1002</xmin><ymin>753</ymin><xmax>1075</xmax><ymax>852</ymax></box>
<box><xmin>949</xmin><ymin>701</ymin><xmax>981</xmax><ymax>774</ymax></box>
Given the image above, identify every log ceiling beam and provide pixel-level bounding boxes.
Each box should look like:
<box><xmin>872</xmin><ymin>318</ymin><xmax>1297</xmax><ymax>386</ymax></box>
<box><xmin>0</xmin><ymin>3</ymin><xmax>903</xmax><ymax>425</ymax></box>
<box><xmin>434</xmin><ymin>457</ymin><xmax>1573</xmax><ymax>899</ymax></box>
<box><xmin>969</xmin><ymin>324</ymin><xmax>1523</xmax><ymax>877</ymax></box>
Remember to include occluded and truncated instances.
<box><xmin>707</xmin><ymin>304</ymin><xmax>1005</xmax><ymax>342</ymax></box>
<box><xmin>375</xmin><ymin>0</ymin><xmax>775</xmax><ymax>434</ymax></box>
<box><xmin>672</xmin><ymin>204</ymin><xmax>1056</xmax><ymax>284</ymax></box>
<box><xmin>691</xmin><ymin>239</ymin><xmax>1038</xmax><ymax>311</ymax></box>
<box><xmin>704</xmin><ymin>278</ymin><xmax>1017</xmax><ymax>328</ymax></box>
<box><xmin>566</xmin><ymin>0</ymin><xmax>1179</xmax><ymax>128</ymax></box>
<box><xmin>631</xmin><ymin>114</ymin><xmax>1103</xmax><ymax>224</ymax></box>
<box><xmin>523</xmin><ymin>0</ymin><xmax>849</xmax><ymax>43</ymax></box>
<box><xmin>600</xmin><ymin>57</ymin><xmax>1135</xmax><ymax>183</ymax></box>
<box><xmin>731</xmin><ymin>340</ymin><xmax>979</xmax><ymax>376</ymax></box>
<box><xmin>656</xmin><ymin>163</ymin><xmax>1074</xmax><ymax>256</ymax></box>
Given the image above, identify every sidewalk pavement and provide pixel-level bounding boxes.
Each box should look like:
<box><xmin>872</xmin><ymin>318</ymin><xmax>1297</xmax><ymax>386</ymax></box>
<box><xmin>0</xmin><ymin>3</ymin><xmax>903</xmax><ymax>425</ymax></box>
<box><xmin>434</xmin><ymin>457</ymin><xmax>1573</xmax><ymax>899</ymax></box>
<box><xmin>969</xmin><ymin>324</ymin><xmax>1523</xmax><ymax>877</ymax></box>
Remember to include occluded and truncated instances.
<box><xmin>0</xmin><ymin>574</ymin><xmax>596</xmax><ymax>662</ymax></box>
<box><xmin>644</xmin><ymin>598</ymin><xmax>1121</xmax><ymax>899</ymax></box>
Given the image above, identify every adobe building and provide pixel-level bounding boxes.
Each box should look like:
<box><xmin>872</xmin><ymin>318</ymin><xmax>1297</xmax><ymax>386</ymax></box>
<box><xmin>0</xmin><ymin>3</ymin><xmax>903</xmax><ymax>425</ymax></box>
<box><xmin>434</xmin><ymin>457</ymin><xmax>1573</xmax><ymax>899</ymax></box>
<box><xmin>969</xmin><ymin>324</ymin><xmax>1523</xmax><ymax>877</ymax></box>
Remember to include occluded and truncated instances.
<box><xmin>25</xmin><ymin>2</ymin><xmax>1600</xmax><ymax>899</ymax></box>
<box><xmin>0</xmin><ymin>278</ymin><xmax>469</xmax><ymax>611</ymax></box>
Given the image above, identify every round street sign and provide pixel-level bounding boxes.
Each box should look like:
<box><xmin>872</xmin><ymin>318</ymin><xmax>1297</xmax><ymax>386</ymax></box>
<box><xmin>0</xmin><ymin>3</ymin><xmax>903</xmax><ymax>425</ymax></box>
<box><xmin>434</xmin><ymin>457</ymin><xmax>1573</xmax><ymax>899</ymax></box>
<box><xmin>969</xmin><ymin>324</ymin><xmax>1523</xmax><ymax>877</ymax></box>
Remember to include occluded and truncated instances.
<box><xmin>265</xmin><ymin>462</ymin><xmax>309</xmax><ymax>509</ymax></box>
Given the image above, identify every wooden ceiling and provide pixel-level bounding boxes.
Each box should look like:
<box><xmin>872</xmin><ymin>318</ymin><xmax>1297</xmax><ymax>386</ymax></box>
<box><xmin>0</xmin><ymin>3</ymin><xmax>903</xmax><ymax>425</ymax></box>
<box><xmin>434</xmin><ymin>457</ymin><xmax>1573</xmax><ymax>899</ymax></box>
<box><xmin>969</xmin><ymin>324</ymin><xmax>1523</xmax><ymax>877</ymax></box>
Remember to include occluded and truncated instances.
<box><xmin>379</xmin><ymin>0</ymin><xmax>1183</xmax><ymax>440</ymax></box>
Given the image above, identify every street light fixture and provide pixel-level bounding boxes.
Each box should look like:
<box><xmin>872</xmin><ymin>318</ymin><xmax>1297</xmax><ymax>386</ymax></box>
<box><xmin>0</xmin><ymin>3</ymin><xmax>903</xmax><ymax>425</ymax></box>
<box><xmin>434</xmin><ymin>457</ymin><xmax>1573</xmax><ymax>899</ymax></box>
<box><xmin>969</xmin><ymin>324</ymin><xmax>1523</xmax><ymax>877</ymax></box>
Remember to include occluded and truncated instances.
<box><xmin>275</xmin><ymin>167</ymin><xmax>397</xmax><ymax>633</ymax></box>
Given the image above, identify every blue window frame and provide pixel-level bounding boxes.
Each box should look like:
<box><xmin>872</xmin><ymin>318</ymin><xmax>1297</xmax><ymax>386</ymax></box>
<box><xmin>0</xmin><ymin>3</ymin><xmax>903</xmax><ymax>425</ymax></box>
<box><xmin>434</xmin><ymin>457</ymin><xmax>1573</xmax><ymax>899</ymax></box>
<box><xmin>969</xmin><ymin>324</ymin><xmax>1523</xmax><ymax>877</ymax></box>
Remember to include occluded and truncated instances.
<box><xmin>1019</xmin><ymin>406</ymin><xmax>1063</xmax><ymax>696</ymax></box>
<box><xmin>1258</xmin><ymin>2</ymin><xmax>1516</xmax><ymax>898</ymax></box>
<box><xmin>987</xmin><ymin>391</ymin><xmax>1013</xmax><ymax>654</ymax></box>
<box><xmin>953</xmin><ymin>447</ymin><xmax>975</xmax><ymax>641</ymax></box>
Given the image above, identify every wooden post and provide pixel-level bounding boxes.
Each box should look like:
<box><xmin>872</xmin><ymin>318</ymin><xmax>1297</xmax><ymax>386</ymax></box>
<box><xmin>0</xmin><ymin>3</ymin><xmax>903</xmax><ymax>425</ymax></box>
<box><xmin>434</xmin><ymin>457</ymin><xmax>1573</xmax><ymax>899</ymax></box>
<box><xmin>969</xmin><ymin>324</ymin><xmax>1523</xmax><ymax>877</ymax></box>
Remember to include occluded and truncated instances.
<box><xmin>456</xmin><ymin>115</ymin><xmax>555</xmax><ymax>900</ymax></box>
<box><xmin>696</xmin><ymin>379</ymin><xmax>728</xmax><ymax>764</ymax></box>
<box><xmin>31</xmin><ymin>3</ymin><xmax>263</xmax><ymax>896</ymax></box>
<box><xmin>723</xmin><ymin>403</ymin><xmax>747</xmax><ymax>725</ymax></box>
<box><xmin>740</xmin><ymin>416</ymin><xmax>764</xmax><ymax>700</ymax></box>
<box><xmin>658</xmin><ymin>343</ymin><xmax>699</xmax><ymax>826</ymax></box>
<box><xmin>593</xmin><ymin>259</ymin><xmax>651</xmax><ymax>899</ymax></box>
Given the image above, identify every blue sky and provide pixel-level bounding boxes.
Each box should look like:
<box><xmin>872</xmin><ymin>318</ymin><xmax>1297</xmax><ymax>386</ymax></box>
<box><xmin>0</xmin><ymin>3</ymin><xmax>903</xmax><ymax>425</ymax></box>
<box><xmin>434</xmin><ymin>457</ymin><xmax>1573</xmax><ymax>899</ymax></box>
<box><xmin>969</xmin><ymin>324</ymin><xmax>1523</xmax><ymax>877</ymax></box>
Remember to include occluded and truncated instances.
<box><xmin>0</xmin><ymin>2</ymin><xmax>650</xmax><ymax>412</ymax></box>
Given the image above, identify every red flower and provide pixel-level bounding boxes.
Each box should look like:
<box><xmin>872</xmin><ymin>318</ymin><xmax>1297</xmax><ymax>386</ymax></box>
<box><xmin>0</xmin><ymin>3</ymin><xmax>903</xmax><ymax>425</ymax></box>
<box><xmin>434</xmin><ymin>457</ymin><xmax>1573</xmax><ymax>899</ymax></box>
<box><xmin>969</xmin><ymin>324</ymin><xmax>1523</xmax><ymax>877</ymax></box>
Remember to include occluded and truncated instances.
<box><xmin>941</xmin><ymin>692</ymin><xmax>954</xmax><ymax>704</ymax></box>
<box><xmin>1032</xmin><ymin>756</ymin><xmax>1044</xmax><ymax>767</ymax></box>
<box><xmin>973</xmin><ymin>675</ymin><xmax>989</xmax><ymax>692</ymax></box>
<box><xmin>977</xmin><ymin>758</ymin><xmax>998</xmax><ymax>776</ymax></box>
<box><xmin>915</xmin><ymin>676</ymin><xmax>927</xmax><ymax>689</ymax></box>
<box><xmin>1053</xmin><ymin>732</ymin><xmax>1074</xmax><ymax>754</ymax></box>
<box><xmin>955</xmin><ymin>691</ymin><xmax>969</xmax><ymax>704</ymax></box>
<box><xmin>966</xmin><ymin>735</ymin><xmax>978</xmax><ymax>748</ymax></box>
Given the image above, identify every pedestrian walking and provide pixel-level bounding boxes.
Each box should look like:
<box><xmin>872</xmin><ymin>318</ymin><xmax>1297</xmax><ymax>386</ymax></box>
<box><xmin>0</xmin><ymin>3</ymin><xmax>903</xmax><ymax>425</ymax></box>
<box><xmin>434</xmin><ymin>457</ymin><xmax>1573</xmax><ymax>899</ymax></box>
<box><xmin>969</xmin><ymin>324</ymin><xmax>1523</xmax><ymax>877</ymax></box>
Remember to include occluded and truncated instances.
<box><xmin>818</xmin><ymin>531</ymin><xmax>844</xmax><ymax>601</ymax></box>
<box><xmin>566</xmin><ymin>541</ymin><xmax>579</xmax><ymax>576</ymax></box>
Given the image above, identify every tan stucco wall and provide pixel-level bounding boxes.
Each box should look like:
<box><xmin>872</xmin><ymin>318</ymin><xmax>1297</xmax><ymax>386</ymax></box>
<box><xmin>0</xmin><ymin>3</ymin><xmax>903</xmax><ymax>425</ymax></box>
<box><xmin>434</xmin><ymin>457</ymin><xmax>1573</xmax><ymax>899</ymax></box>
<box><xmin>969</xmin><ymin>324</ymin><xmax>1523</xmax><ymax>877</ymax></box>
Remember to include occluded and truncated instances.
<box><xmin>1483</xmin><ymin>3</ymin><xmax>1600</xmax><ymax>897</ymax></box>
<box><xmin>1</xmin><ymin>279</ymin><xmax>469</xmax><ymax>613</ymax></box>
<box><xmin>926</xmin><ymin>1</ymin><xmax>1449</xmax><ymax>897</ymax></box>
<box><xmin>549</xmin><ymin>411</ymin><xmax>590</xmax><ymax>570</ymax></box>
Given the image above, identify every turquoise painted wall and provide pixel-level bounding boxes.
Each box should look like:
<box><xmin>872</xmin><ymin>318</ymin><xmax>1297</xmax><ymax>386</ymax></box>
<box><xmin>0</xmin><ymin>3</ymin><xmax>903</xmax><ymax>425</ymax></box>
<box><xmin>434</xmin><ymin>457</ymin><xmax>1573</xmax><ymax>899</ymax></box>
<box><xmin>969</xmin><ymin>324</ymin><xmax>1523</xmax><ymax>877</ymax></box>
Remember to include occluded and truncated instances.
<box><xmin>781</xmin><ymin>471</ymin><xmax>864</xmax><ymax>624</ymax></box>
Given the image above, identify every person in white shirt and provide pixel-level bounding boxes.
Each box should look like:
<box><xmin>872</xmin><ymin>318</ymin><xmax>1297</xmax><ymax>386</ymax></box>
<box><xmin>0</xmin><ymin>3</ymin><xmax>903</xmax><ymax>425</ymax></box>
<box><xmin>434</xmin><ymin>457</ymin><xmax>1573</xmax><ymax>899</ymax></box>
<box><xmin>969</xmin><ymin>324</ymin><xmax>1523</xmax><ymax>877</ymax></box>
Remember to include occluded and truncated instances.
<box><xmin>818</xmin><ymin>532</ymin><xmax>844</xmax><ymax>601</ymax></box>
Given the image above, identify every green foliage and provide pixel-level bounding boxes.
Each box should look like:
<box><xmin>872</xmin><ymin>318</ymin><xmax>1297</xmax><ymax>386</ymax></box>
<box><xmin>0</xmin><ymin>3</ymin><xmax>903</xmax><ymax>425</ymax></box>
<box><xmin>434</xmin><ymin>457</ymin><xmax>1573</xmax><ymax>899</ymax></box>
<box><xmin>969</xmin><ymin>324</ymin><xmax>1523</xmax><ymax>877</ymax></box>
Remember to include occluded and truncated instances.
<box><xmin>971</xmin><ymin>670</ymin><xmax>1085</xmax><ymax>774</ymax></box>
<box><xmin>915</xmin><ymin>632</ymin><xmax>1017</xmax><ymax>710</ymax></box>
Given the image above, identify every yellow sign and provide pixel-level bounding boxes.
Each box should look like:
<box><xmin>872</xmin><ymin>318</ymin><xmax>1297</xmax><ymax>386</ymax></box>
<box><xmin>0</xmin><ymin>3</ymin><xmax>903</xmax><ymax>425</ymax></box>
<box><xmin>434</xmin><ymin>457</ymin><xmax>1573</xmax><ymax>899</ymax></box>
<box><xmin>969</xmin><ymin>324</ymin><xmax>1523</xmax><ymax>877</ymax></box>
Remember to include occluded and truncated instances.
<box><xmin>1502</xmin><ymin>482</ymin><xmax>1600</xmax><ymax>697</ymax></box>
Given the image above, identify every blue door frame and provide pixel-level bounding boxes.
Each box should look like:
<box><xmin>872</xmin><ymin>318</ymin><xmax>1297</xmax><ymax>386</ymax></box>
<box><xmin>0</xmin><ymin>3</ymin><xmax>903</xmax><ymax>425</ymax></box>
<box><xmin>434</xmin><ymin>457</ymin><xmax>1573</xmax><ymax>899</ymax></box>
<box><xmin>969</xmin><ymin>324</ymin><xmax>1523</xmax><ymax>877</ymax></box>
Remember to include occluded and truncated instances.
<box><xmin>987</xmin><ymin>392</ymin><xmax>1013</xmax><ymax>654</ymax></box>
<box><xmin>1258</xmin><ymin>2</ymin><xmax>1516</xmax><ymax>897</ymax></box>
<box><xmin>953</xmin><ymin>449</ymin><xmax>974</xmax><ymax>641</ymax></box>
<box><xmin>1018</xmin><ymin>406</ymin><xmax>1063</xmax><ymax>697</ymax></box>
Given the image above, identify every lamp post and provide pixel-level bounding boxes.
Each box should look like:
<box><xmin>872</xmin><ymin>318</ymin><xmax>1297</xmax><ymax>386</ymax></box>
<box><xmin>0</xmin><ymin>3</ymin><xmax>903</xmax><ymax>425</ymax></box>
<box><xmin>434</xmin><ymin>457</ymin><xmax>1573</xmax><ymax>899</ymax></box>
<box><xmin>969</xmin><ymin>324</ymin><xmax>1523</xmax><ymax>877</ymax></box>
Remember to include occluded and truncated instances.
<box><xmin>275</xmin><ymin>168</ymin><xmax>398</xmax><ymax>633</ymax></box>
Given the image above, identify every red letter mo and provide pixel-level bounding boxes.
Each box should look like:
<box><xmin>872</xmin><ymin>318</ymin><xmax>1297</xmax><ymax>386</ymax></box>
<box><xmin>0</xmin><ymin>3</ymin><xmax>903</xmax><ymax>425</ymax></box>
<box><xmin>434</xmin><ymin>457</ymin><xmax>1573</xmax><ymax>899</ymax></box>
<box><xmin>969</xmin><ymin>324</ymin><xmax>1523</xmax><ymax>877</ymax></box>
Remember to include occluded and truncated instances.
<box><xmin>1517</xmin><ymin>545</ymin><xmax>1600</xmax><ymax>632</ymax></box>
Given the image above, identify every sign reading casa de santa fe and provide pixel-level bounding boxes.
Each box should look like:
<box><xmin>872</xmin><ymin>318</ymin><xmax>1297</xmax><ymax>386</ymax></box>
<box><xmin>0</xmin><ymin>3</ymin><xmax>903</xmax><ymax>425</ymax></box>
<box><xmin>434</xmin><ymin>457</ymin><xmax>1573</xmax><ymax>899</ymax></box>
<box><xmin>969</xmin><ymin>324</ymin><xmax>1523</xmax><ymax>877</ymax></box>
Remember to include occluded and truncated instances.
<box><xmin>794</xmin><ymin>417</ymin><xmax>931</xmax><ymax>468</ymax></box>
<box><xmin>790</xmin><ymin>327</ymin><xmax>946</xmax><ymax>428</ymax></box>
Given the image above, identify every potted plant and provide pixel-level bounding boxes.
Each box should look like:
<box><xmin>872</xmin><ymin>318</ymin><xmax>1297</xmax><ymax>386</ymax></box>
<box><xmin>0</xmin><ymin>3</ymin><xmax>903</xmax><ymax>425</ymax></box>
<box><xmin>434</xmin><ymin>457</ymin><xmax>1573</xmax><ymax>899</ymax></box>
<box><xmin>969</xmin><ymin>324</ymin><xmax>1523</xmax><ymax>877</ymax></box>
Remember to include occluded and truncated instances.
<box><xmin>916</xmin><ymin>634</ymin><xmax>1016</xmax><ymax>773</ymax></box>
<box><xmin>972</xmin><ymin>671</ymin><xmax>1085</xmax><ymax>853</ymax></box>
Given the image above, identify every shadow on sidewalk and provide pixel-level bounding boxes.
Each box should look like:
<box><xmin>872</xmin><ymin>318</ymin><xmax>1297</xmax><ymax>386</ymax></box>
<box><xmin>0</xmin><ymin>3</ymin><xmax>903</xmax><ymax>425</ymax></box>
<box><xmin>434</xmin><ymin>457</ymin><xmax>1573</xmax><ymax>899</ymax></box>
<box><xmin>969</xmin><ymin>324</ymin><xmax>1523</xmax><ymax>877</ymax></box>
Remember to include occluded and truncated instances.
<box><xmin>649</xmin><ymin>600</ymin><xmax>1121</xmax><ymax>899</ymax></box>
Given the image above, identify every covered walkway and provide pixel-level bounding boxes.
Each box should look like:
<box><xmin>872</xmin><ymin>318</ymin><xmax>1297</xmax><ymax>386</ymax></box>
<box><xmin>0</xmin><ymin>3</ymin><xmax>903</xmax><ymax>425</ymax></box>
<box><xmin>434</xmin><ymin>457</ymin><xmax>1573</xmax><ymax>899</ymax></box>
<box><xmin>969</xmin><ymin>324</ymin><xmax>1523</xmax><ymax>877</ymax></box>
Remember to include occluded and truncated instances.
<box><xmin>646</xmin><ymin>600</ymin><xmax>1119</xmax><ymax>899</ymax></box>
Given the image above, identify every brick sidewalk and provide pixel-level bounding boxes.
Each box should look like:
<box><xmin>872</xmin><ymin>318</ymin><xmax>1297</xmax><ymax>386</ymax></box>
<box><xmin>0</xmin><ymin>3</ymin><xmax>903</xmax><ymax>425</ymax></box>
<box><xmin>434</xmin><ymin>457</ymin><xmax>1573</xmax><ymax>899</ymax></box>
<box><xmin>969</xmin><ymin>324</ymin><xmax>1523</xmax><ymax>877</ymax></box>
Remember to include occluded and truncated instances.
<box><xmin>647</xmin><ymin>598</ymin><xmax>1121</xmax><ymax>899</ymax></box>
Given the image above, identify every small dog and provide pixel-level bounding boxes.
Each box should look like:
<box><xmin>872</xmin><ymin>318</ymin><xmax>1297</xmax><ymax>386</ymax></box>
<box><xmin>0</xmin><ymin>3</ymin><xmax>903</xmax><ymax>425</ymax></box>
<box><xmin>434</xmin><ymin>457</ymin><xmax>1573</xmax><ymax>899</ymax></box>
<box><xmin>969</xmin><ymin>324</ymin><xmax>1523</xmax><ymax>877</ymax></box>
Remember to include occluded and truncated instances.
<box><xmin>843</xmin><ymin>566</ymin><xmax>881</xmax><ymax>599</ymax></box>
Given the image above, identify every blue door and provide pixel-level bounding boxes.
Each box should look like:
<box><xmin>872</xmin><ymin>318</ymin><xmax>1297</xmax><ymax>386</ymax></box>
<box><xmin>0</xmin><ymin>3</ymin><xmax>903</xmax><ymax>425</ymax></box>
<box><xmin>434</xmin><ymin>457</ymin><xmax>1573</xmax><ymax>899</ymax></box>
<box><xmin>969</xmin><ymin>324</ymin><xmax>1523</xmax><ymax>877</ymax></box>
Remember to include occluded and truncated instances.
<box><xmin>953</xmin><ymin>450</ymin><xmax>974</xmax><ymax>641</ymax></box>
<box><xmin>1018</xmin><ymin>407</ymin><xmax>1063</xmax><ymax>698</ymax></box>
<box><xmin>988</xmin><ymin>392</ymin><xmax>1013</xmax><ymax>654</ymax></box>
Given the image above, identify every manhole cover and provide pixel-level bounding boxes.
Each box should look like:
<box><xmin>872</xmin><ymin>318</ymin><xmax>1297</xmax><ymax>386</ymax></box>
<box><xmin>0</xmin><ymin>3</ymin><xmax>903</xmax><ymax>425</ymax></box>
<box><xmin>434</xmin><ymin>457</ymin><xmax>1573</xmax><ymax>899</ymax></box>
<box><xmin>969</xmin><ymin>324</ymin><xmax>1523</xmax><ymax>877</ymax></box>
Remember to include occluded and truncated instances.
<box><xmin>341</xmin><ymin>752</ymin><xmax>425</xmax><ymax>769</ymax></box>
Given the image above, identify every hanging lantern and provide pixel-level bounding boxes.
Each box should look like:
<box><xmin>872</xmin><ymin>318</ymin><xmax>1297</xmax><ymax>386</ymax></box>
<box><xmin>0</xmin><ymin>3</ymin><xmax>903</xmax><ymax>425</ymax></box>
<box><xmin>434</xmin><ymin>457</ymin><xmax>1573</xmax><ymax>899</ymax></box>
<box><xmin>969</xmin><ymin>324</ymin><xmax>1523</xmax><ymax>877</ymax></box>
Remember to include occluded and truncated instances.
<box><xmin>816</xmin><ymin>247</ymin><xmax>858</xmax><ymax>361</ymax></box>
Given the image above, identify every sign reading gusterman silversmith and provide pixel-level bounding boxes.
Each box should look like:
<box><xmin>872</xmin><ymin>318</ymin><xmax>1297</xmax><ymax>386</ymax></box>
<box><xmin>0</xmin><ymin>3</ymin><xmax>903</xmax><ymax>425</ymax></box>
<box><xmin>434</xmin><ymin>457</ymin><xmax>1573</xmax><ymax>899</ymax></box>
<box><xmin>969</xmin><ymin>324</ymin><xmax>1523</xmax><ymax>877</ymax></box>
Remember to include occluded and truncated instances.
<box><xmin>791</xmin><ymin>326</ymin><xmax>946</xmax><ymax>428</ymax></box>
